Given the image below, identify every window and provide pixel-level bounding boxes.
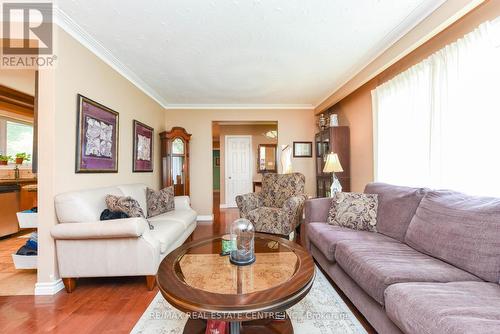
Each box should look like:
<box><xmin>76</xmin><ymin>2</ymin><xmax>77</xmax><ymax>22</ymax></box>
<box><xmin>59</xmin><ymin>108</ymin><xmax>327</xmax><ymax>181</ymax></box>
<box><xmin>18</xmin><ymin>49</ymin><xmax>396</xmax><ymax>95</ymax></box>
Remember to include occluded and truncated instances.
<box><xmin>372</xmin><ymin>18</ymin><xmax>500</xmax><ymax>196</ymax></box>
<box><xmin>0</xmin><ymin>118</ymin><xmax>33</xmax><ymax>165</ymax></box>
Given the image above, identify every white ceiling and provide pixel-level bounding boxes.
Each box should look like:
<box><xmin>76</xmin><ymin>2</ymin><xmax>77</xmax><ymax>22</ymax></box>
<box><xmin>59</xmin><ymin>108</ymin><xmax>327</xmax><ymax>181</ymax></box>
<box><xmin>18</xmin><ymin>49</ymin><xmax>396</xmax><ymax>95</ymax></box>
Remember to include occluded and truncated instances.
<box><xmin>56</xmin><ymin>0</ymin><xmax>444</xmax><ymax>108</ymax></box>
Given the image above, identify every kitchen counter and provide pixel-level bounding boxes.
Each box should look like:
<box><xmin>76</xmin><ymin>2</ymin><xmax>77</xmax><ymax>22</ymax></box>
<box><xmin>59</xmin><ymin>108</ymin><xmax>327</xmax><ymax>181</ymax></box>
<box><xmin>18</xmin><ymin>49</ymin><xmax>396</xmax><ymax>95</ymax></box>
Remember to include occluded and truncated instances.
<box><xmin>0</xmin><ymin>178</ymin><xmax>37</xmax><ymax>186</ymax></box>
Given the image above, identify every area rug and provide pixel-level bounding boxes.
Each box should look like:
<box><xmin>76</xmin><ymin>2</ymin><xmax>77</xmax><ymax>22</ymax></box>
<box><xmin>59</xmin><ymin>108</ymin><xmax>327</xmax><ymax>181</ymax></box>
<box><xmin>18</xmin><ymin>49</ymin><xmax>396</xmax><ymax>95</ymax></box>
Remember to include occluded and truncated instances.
<box><xmin>131</xmin><ymin>266</ymin><xmax>367</xmax><ymax>334</ymax></box>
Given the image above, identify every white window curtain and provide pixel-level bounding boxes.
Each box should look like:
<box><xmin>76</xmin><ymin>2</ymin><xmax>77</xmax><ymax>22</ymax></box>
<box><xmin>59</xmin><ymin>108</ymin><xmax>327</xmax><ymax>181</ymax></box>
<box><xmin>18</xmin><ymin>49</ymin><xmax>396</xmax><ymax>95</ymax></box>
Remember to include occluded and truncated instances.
<box><xmin>372</xmin><ymin>18</ymin><xmax>500</xmax><ymax>196</ymax></box>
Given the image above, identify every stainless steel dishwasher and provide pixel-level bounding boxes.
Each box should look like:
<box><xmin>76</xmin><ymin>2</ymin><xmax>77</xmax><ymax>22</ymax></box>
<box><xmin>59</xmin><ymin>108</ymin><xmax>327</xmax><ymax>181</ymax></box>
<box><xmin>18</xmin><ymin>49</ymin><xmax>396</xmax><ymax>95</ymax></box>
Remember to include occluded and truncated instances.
<box><xmin>0</xmin><ymin>184</ymin><xmax>20</xmax><ymax>237</ymax></box>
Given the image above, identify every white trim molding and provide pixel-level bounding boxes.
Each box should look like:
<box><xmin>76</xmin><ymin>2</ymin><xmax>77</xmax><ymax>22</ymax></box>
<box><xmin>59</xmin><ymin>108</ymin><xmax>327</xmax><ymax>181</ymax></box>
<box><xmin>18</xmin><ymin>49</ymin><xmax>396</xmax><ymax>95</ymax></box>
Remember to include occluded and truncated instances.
<box><xmin>54</xmin><ymin>7</ymin><xmax>168</xmax><ymax>108</ymax></box>
<box><xmin>34</xmin><ymin>279</ymin><xmax>65</xmax><ymax>295</ymax></box>
<box><xmin>197</xmin><ymin>215</ymin><xmax>214</xmax><ymax>221</ymax></box>
<box><xmin>165</xmin><ymin>104</ymin><xmax>314</xmax><ymax>110</ymax></box>
<box><xmin>219</xmin><ymin>203</ymin><xmax>237</xmax><ymax>209</ymax></box>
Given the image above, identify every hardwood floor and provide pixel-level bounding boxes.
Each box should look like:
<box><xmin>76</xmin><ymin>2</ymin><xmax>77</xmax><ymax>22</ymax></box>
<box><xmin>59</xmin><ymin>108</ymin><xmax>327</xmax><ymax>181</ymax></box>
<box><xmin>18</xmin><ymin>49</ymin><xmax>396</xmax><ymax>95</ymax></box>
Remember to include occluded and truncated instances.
<box><xmin>0</xmin><ymin>231</ymin><xmax>37</xmax><ymax>296</ymax></box>
<box><xmin>0</xmin><ymin>194</ymin><xmax>374</xmax><ymax>333</ymax></box>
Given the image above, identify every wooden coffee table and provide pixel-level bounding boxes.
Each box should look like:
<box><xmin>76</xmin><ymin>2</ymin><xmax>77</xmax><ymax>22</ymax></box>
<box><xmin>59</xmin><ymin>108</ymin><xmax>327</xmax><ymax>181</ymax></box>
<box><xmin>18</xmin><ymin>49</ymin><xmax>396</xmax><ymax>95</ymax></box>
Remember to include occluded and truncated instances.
<box><xmin>157</xmin><ymin>233</ymin><xmax>315</xmax><ymax>334</ymax></box>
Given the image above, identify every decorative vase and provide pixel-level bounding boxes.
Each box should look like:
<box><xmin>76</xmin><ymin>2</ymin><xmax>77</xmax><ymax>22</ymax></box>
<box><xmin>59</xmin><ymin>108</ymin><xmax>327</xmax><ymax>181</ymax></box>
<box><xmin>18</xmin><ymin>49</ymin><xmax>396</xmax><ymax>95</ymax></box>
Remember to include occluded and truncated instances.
<box><xmin>230</xmin><ymin>218</ymin><xmax>255</xmax><ymax>266</ymax></box>
<box><xmin>329</xmin><ymin>114</ymin><xmax>339</xmax><ymax>127</ymax></box>
<box><xmin>318</xmin><ymin>113</ymin><xmax>327</xmax><ymax>130</ymax></box>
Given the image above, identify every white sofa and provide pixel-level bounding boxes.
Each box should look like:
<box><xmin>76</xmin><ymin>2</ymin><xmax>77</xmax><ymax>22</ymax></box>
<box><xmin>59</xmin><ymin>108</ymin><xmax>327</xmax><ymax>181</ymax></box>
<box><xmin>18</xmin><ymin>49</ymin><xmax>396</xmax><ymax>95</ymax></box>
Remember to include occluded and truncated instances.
<box><xmin>51</xmin><ymin>183</ymin><xmax>197</xmax><ymax>292</ymax></box>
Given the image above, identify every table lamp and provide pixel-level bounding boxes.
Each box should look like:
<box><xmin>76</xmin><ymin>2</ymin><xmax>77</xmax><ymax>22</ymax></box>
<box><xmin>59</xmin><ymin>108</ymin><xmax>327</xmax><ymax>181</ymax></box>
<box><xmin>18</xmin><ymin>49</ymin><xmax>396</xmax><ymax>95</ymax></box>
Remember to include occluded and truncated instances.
<box><xmin>323</xmin><ymin>153</ymin><xmax>343</xmax><ymax>196</ymax></box>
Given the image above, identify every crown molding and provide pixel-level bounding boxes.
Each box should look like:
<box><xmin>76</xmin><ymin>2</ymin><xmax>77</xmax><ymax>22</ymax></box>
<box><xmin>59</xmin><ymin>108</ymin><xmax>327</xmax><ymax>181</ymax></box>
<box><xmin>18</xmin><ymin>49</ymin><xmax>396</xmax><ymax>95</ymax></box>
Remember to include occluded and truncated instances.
<box><xmin>165</xmin><ymin>104</ymin><xmax>314</xmax><ymax>110</ymax></box>
<box><xmin>315</xmin><ymin>0</ymin><xmax>449</xmax><ymax>111</ymax></box>
<box><xmin>53</xmin><ymin>7</ymin><xmax>169</xmax><ymax>108</ymax></box>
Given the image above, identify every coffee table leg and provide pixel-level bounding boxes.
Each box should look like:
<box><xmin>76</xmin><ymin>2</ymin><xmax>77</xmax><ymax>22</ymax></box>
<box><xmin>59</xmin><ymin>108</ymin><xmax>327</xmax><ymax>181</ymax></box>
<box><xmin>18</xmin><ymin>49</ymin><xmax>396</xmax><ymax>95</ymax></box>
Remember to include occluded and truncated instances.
<box><xmin>230</xmin><ymin>321</ymin><xmax>241</xmax><ymax>334</ymax></box>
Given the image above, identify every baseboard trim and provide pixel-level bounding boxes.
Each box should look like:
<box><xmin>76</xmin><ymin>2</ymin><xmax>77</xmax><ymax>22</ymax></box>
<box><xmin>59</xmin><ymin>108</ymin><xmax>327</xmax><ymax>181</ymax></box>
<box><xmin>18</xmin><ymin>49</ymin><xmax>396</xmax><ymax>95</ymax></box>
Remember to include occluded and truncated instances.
<box><xmin>35</xmin><ymin>279</ymin><xmax>65</xmax><ymax>295</ymax></box>
<box><xmin>219</xmin><ymin>203</ymin><xmax>237</xmax><ymax>209</ymax></box>
<box><xmin>197</xmin><ymin>215</ymin><xmax>214</xmax><ymax>221</ymax></box>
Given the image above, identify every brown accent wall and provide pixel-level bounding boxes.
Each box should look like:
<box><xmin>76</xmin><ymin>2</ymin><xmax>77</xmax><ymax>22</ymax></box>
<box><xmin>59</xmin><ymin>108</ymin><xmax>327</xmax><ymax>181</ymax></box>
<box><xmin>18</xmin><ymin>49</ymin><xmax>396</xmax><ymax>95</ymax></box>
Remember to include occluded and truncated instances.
<box><xmin>328</xmin><ymin>0</ymin><xmax>500</xmax><ymax>192</ymax></box>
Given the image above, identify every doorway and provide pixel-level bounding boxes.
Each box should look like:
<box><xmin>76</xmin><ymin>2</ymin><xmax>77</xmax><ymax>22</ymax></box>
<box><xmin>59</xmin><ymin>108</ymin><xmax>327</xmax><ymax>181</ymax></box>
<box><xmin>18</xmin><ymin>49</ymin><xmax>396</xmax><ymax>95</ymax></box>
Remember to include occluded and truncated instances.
<box><xmin>225</xmin><ymin>135</ymin><xmax>252</xmax><ymax>207</ymax></box>
<box><xmin>0</xmin><ymin>69</ymin><xmax>38</xmax><ymax>296</ymax></box>
<box><xmin>211</xmin><ymin>121</ymin><xmax>278</xmax><ymax>209</ymax></box>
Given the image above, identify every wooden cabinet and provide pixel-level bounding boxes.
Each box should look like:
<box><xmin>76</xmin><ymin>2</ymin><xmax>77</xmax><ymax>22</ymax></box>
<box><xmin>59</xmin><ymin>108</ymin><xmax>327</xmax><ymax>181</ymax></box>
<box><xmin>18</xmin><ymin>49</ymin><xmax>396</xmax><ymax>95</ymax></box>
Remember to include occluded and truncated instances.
<box><xmin>315</xmin><ymin>127</ymin><xmax>350</xmax><ymax>197</ymax></box>
<box><xmin>20</xmin><ymin>183</ymin><xmax>37</xmax><ymax>211</ymax></box>
<box><xmin>160</xmin><ymin>127</ymin><xmax>191</xmax><ymax>196</ymax></box>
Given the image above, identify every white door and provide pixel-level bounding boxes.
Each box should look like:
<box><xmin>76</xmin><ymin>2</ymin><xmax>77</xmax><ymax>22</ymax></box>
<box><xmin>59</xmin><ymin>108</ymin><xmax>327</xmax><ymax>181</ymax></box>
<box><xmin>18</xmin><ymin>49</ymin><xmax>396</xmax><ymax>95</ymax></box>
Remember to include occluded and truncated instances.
<box><xmin>225</xmin><ymin>135</ymin><xmax>252</xmax><ymax>207</ymax></box>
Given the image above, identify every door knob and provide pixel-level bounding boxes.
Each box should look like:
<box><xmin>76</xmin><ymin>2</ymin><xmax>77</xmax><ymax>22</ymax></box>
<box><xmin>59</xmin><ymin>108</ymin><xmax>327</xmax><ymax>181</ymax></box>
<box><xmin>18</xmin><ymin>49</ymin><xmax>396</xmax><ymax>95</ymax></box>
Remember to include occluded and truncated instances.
<box><xmin>228</xmin><ymin>176</ymin><xmax>232</xmax><ymax>179</ymax></box>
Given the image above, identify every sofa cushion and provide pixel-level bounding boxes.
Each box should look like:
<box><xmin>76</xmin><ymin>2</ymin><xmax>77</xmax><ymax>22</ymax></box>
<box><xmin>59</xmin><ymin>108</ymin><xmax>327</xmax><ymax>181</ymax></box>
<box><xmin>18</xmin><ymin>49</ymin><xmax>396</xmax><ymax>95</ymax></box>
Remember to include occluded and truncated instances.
<box><xmin>105</xmin><ymin>195</ymin><xmax>145</xmax><ymax>218</ymax></box>
<box><xmin>327</xmin><ymin>192</ymin><xmax>378</xmax><ymax>232</ymax></box>
<box><xmin>117</xmin><ymin>184</ymin><xmax>147</xmax><ymax>215</ymax></box>
<box><xmin>335</xmin><ymin>239</ymin><xmax>481</xmax><ymax>305</ymax></box>
<box><xmin>405</xmin><ymin>190</ymin><xmax>500</xmax><ymax>283</ymax></box>
<box><xmin>149</xmin><ymin>219</ymin><xmax>187</xmax><ymax>253</ymax></box>
<box><xmin>307</xmin><ymin>223</ymin><xmax>398</xmax><ymax>262</ymax></box>
<box><xmin>55</xmin><ymin>186</ymin><xmax>124</xmax><ymax>223</ymax></box>
<box><xmin>364</xmin><ymin>183</ymin><xmax>426</xmax><ymax>242</ymax></box>
<box><xmin>146</xmin><ymin>186</ymin><xmax>175</xmax><ymax>218</ymax></box>
<box><xmin>147</xmin><ymin>208</ymin><xmax>197</xmax><ymax>229</ymax></box>
<box><xmin>385</xmin><ymin>282</ymin><xmax>500</xmax><ymax>334</ymax></box>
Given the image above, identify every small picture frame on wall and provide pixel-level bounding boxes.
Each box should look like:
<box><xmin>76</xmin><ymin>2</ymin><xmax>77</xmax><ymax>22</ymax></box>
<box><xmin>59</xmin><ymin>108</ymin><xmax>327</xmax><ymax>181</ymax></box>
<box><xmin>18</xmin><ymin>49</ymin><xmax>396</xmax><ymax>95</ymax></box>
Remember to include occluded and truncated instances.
<box><xmin>215</xmin><ymin>157</ymin><xmax>220</xmax><ymax>167</ymax></box>
<box><xmin>75</xmin><ymin>94</ymin><xmax>119</xmax><ymax>173</ymax></box>
<box><xmin>293</xmin><ymin>141</ymin><xmax>313</xmax><ymax>158</ymax></box>
<box><xmin>133</xmin><ymin>120</ymin><xmax>154</xmax><ymax>172</ymax></box>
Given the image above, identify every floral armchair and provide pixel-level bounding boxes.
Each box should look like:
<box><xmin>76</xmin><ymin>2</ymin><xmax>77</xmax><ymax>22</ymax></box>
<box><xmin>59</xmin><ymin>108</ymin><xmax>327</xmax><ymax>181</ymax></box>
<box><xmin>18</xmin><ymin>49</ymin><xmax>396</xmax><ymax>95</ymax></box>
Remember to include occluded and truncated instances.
<box><xmin>236</xmin><ymin>173</ymin><xmax>307</xmax><ymax>237</ymax></box>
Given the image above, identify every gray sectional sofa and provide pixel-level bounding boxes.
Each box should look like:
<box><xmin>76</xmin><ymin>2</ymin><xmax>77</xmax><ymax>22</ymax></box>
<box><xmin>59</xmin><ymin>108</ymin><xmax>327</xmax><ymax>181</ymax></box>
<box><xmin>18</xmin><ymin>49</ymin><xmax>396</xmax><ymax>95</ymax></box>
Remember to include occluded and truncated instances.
<box><xmin>302</xmin><ymin>183</ymin><xmax>500</xmax><ymax>334</ymax></box>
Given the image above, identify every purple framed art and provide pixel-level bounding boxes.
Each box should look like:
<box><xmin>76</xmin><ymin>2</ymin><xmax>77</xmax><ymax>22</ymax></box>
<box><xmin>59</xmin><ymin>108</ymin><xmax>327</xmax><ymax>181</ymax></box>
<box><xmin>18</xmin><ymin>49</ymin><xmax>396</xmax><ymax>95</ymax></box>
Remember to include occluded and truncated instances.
<box><xmin>133</xmin><ymin>120</ymin><xmax>154</xmax><ymax>172</ymax></box>
<box><xmin>75</xmin><ymin>94</ymin><xmax>119</xmax><ymax>173</ymax></box>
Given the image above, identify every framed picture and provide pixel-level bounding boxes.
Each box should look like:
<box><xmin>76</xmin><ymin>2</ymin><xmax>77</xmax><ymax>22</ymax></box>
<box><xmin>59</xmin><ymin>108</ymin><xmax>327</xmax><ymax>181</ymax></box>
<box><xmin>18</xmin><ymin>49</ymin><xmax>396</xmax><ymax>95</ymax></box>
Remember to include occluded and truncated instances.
<box><xmin>133</xmin><ymin>120</ymin><xmax>154</xmax><ymax>172</ymax></box>
<box><xmin>215</xmin><ymin>157</ymin><xmax>220</xmax><ymax>167</ymax></box>
<box><xmin>75</xmin><ymin>94</ymin><xmax>119</xmax><ymax>173</ymax></box>
<box><xmin>293</xmin><ymin>141</ymin><xmax>313</xmax><ymax>158</ymax></box>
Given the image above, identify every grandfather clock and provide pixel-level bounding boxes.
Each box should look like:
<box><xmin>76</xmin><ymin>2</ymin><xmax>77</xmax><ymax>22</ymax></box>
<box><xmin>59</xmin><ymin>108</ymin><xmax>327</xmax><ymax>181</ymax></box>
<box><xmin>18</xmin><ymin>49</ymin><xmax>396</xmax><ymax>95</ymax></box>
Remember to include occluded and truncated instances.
<box><xmin>160</xmin><ymin>127</ymin><xmax>191</xmax><ymax>196</ymax></box>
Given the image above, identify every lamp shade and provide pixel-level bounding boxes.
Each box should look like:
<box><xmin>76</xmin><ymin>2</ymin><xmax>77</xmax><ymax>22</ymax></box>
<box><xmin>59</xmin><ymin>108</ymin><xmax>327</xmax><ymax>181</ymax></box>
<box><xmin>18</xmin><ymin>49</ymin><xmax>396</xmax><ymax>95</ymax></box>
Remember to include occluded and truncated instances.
<box><xmin>323</xmin><ymin>153</ymin><xmax>343</xmax><ymax>173</ymax></box>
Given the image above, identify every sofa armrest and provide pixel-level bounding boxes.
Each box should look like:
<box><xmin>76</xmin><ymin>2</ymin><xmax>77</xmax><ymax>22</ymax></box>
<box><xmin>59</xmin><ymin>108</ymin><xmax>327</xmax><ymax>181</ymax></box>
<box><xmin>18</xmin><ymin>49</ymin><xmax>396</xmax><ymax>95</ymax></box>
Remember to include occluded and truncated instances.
<box><xmin>50</xmin><ymin>217</ymin><xmax>147</xmax><ymax>240</ymax></box>
<box><xmin>236</xmin><ymin>192</ymin><xmax>262</xmax><ymax>218</ymax></box>
<box><xmin>174</xmin><ymin>196</ymin><xmax>191</xmax><ymax>210</ymax></box>
<box><xmin>304</xmin><ymin>197</ymin><xmax>332</xmax><ymax>224</ymax></box>
<box><xmin>282</xmin><ymin>195</ymin><xmax>306</xmax><ymax>216</ymax></box>
<box><xmin>282</xmin><ymin>195</ymin><xmax>307</xmax><ymax>231</ymax></box>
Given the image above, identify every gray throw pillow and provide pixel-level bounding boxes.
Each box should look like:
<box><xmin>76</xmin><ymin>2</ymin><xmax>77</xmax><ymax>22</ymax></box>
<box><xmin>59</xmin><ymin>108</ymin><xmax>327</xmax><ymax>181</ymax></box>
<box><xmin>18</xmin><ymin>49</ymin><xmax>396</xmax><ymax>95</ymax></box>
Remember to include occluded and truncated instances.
<box><xmin>327</xmin><ymin>192</ymin><xmax>378</xmax><ymax>232</ymax></box>
<box><xmin>105</xmin><ymin>195</ymin><xmax>145</xmax><ymax>218</ymax></box>
<box><xmin>146</xmin><ymin>186</ymin><xmax>175</xmax><ymax>218</ymax></box>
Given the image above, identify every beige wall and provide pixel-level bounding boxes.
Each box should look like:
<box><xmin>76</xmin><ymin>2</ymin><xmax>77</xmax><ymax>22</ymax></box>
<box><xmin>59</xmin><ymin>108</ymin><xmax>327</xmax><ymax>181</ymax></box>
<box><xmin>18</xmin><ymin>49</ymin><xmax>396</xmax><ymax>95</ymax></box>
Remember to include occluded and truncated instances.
<box><xmin>37</xmin><ymin>28</ymin><xmax>165</xmax><ymax>284</ymax></box>
<box><xmin>218</xmin><ymin>123</ymin><xmax>277</xmax><ymax>204</ymax></box>
<box><xmin>0</xmin><ymin>69</ymin><xmax>35</xmax><ymax>122</ymax></box>
<box><xmin>0</xmin><ymin>69</ymin><xmax>36</xmax><ymax>95</ymax></box>
<box><xmin>322</xmin><ymin>0</ymin><xmax>500</xmax><ymax>192</ymax></box>
<box><xmin>165</xmin><ymin>108</ymin><xmax>315</xmax><ymax>215</ymax></box>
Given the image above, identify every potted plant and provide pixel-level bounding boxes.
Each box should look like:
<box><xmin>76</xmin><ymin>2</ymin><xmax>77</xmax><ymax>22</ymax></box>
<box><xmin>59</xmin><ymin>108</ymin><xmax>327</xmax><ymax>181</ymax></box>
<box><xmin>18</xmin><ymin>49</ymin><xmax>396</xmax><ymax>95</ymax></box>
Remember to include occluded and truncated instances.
<box><xmin>0</xmin><ymin>155</ymin><xmax>11</xmax><ymax>165</ymax></box>
<box><xmin>15</xmin><ymin>153</ymin><xmax>31</xmax><ymax>165</ymax></box>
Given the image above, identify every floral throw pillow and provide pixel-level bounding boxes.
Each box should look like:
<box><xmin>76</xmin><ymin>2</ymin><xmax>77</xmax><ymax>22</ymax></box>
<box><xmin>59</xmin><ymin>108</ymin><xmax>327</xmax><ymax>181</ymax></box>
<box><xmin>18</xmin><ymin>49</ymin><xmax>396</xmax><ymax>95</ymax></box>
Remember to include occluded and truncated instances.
<box><xmin>146</xmin><ymin>186</ymin><xmax>175</xmax><ymax>218</ymax></box>
<box><xmin>105</xmin><ymin>195</ymin><xmax>145</xmax><ymax>218</ymax></box>
<box><xmin>327</xmin><ymin>192</ymin><xmax>378</xmax><ymax>232</ymax></box>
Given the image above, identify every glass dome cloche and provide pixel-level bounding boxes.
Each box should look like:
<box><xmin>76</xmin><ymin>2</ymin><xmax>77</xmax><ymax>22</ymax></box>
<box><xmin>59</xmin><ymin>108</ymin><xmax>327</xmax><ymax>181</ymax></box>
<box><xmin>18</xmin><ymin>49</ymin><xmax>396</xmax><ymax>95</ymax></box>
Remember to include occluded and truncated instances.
<box><xmin>229</xmin><ymin>218</ymin><xmax>255</xmax><ymax>266</ymax></box>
